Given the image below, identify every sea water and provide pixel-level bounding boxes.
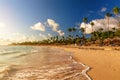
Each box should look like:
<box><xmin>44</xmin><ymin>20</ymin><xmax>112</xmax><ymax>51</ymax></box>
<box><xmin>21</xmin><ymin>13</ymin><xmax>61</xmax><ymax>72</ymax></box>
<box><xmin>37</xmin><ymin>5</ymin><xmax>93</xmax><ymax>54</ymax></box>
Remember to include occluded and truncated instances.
<box><xmin>0</xmin><ymin>46</ymin><xmax>91</xmax><ymax>80</ymax></box>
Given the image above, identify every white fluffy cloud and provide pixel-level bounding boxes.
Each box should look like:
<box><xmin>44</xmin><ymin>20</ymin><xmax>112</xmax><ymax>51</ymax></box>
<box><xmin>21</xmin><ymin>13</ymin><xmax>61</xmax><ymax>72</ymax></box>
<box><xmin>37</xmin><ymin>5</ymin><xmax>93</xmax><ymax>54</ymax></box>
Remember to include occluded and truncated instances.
<box><xmin>31</xmin><ymin>19</ymin><xmax>65</xmax><ymax>36</ymax></box>
<box><xmin>57</xmin><ymin>30</ymin><xmax>65</xmax><ymax>36</ymax></box>
<box><xmin>47</xmin><ymin>19</ymin><xmax>65</xmax><ymax>36</ymax></box>
<box><xmin>47</xmin><ymin>19</ymin><xmax>59</xmax><ymax>31</ymax></box>
<box><xmin>0</xmin><ymin>32</ymin><xmax>42</xmax><ymax>45</ymax></box>
<box><xmin>101</xmin><ymin>7</ymin><xmax>107</xmax><ymax>12</ymax></box>
<box><xmin>80</xmin><ymin>17</ymin><xmax>119</xmax><ymax>34</ymax></box>
<box><xmin>31</xmin><ymin>22</ymin><xmax>45</xmax><ymax>31</ymax></box>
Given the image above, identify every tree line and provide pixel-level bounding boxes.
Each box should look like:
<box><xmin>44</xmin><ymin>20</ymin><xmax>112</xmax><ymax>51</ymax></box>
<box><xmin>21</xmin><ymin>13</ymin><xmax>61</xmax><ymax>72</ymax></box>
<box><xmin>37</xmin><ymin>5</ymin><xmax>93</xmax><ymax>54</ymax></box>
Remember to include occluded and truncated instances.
<box><xmin>11</xmin><ymin>7</ymin><xmax>120</xmax><ymax>46</ymax></box>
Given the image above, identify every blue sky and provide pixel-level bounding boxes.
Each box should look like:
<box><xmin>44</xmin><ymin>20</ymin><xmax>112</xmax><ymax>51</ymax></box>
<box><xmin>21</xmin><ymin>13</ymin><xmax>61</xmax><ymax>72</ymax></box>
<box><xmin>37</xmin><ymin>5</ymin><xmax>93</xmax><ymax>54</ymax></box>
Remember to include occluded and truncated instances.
<box><xmin>0</xmin><ymin>0</ymin><xmax>120</xmax><ymax>44</ymax></box>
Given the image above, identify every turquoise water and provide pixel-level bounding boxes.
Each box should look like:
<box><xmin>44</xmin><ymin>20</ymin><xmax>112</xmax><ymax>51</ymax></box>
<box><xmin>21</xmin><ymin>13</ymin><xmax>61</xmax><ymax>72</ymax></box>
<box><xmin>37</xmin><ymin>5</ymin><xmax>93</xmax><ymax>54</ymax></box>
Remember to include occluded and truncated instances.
<box><xmin>0</xmin><ymin>46</ymin><xmax>90</xmax><ymax>80</ymax></box>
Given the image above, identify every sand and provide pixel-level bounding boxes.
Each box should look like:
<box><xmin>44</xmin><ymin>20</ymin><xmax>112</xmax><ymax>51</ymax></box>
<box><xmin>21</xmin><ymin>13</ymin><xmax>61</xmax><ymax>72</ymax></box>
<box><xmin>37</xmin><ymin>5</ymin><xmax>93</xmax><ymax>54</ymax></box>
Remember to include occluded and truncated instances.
<box><xmin>51</xmin><ymin>45</ymin><xmax>120</xmax><ymax>80</ymax></box>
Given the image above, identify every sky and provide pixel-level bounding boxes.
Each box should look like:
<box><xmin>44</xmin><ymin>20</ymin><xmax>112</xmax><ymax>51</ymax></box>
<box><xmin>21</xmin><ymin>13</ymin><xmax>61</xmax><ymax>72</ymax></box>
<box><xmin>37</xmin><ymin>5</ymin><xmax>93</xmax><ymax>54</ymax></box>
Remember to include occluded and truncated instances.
<box><xmin>0</xmin><ymin>0</ymin><xmax>120</xmax><ymax>45</ymax></box>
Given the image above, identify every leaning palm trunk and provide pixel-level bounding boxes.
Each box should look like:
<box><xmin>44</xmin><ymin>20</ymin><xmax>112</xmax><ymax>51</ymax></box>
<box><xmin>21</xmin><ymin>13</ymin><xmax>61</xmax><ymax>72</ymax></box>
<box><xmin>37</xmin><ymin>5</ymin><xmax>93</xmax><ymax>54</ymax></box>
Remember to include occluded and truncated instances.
<box><xmin>106</xmin><ymin>12</ymin><xmax>112</xmax><ymax>38</ymax></box>
<box><xmin>107</xmin><ymin>17</ymin><xmax>110</xmax><ymax>38</ymax></box>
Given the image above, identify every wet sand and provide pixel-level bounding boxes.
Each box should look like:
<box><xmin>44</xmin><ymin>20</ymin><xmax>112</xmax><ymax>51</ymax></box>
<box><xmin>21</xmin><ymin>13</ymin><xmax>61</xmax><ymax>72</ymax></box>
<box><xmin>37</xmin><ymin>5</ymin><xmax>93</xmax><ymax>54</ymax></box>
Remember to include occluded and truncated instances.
<box><xmin>51</xmin><ymin>45</ymin><xmax>120</xmax><ymax>80</ymax></box>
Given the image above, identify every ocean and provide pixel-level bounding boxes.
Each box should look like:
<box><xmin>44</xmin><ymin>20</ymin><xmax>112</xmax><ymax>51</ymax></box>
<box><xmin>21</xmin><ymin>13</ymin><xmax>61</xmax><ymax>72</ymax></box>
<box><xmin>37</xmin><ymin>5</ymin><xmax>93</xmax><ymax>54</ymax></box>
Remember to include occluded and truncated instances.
<box><xmin>0</xmin><ymin>46</ymin><xmax>91</xmax><ymax>80</ymax></box>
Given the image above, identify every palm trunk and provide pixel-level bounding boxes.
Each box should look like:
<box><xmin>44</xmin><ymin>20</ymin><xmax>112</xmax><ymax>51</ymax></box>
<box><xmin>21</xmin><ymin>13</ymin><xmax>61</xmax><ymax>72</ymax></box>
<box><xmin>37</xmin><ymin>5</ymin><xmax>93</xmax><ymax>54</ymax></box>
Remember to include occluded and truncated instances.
<box><xmin>108</xmin><ymin>17</ymin><xmax>109</xmax><ymax>38</ymax></box>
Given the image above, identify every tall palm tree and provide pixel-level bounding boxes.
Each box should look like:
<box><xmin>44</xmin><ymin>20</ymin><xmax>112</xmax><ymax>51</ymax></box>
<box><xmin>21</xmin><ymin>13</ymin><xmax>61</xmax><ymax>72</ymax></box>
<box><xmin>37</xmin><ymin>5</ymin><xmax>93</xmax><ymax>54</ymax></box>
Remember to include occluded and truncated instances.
<box><xmin>80</xmin><ymin>27</ymin><xmax>85</xmax><ymax>38</ymax></box>
<box><xmin>105</xmin><ymin>13</ymin><xmax>112</xmax><ymax>38</ymax></box>
<box><xmin>113</xmin><ymin>7</ymin><xmax>120</xmax><ymax>28</ymax></box>
<box><xmin>67</xmin><ymin>28</ymin><xmax>72</xmax><ymax>40</ymax></box>
<box><xmin>68</xmin><ymin>27</ymin><xmax>76</xmax><ymax>39</ymax></box>
<box><xmin>83</xmin><ymin>17</ymin><xmax>88</xmax><ymax>35</ymax></box>
<box><xmin>90</xmin><ymin>21</ymin><xmax>95</xmax><ymax>42</ymax></box>
<box><xmin>80</xmin><ymin>27</ymin><xmax>86</xmax><ymax>45</ymax></box>
<box><xmin>90</xmin><ymin>21</ymin><xmax>95</xmax><ymax>33</ymax></box>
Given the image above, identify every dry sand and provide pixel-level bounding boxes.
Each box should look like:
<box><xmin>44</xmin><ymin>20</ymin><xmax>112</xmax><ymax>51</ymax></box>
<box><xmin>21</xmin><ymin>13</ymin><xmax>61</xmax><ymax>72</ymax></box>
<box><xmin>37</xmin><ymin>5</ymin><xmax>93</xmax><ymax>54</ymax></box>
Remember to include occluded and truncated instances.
<box><xmin>52</xmin><ymin>45</ymin><xmax>120</xmax><ymax>80</ymax></box>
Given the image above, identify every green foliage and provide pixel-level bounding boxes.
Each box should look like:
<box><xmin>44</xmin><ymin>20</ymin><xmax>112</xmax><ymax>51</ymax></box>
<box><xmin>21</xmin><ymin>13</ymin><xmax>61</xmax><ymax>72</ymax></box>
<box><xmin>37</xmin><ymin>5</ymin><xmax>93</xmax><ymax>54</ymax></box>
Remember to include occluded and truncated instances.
<box><xmin>105</xmin><ymin>13</ymin><xmax>112</xmax><ymax>17</ymax></box>
<box><xmin>83</xmin><ymin>17</ymin><xmax>88</xmax><ymax>23</ymax></box>
<box><xmin>114</xmin><ymin>29</ymin><xmax>120</xmax><ymax>37</ymax></box>
<box><xmin>113</xmin><ymin>6</ymin><xmax>120</xmax><ymax>15</ymax></box>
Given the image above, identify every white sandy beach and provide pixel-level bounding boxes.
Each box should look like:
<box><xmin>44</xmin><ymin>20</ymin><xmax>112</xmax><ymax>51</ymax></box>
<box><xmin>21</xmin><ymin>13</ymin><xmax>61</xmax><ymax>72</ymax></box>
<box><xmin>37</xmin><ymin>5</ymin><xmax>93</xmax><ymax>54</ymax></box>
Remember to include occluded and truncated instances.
<box><xmin>50</xmin><ymin>45</ymin><xmax>120</xmax><ymax>80</ymax></box>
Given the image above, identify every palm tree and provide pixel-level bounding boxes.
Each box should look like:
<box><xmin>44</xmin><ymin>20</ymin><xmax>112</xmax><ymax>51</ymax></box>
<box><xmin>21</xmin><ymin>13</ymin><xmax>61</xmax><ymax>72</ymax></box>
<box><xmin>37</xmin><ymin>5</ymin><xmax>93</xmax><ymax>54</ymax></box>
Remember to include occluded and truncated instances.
<box><xmin>112</xmin><ymin>27</ymin><xmax>116</xmax><ymax>32</ymax></box>
<box><xmin>67</xmin><ymin>28</ymin><xmax>72</xmax><ymax>40</ymax></box>
<box><xmin>68</xmin><ymin>28</ymin><xmax>72</xmax><ymax>32</ymax></box>
<box><xmin>113</xmin><ymin>7</ymin><xmax>120</xmax><ymax>17</ymax></box>
<box><xmin>55</xmin><ymin>36</ymin><xmax>59</xmax><ymax>42</ymax></box>
<box><xmin>80</xmin><ymin>27</ymin><xmax>86</xmax><ymax>45</ymax></box>
<box><xmin>113</xmin><ymin>7</ymin><xmax>120</xmax><ymax>28</ymax></box>
<box><xmin>105</xmin><ymin>13</ymin><xmax>112</xmax><ymax>38</ymax></box>
<box><xmin>80</xmin><ymin>27</ymin><xmax>85</xmax><ymax>38</ymax></box>
<box><xmin>90</xmin><ymin>21</ymin><xmax>95</xmax><ymax>33</ymax></box>
<box><xmin>90</xmin><ymin>21</ymin><xmax>95</xmax><ymax>42</ymax></box>
<box><xmin>72</xmin><ymin>27</ymin><xmax>76</xmax><ymax>32</ymax></box>
<box><xmin>68</xmin><ymin>27</ymin><xmax>76</xmax><ymax>40</ymax></box>
<box><xmin>83</xmin><ymin>17</ymin><xmax>88</xmax><ymax>35</ymax></box>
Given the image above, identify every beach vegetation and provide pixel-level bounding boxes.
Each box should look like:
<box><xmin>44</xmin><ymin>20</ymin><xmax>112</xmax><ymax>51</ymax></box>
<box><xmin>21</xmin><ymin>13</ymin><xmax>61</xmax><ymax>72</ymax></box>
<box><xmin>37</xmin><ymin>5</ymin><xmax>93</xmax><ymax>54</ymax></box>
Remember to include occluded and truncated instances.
<box><xmin>11</xmin><ymin>7</ymin><xmax>120</xmax><ymax>46</ymax></box>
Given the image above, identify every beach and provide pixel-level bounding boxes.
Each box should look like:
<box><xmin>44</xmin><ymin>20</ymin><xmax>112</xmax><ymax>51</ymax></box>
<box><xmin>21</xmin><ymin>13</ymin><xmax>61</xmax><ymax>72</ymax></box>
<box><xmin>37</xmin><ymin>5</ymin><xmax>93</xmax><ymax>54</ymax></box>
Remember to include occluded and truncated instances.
<box><xmin>0</xmin><ymin>46</ymin><xmax>91</xmax><ymax>80</ymax></box>
<box><xmin>1</xmin><ymin>45</ymin><xmax>120</xmax><ymax>80</ymax></box>
<box><xmin>57</xmin><ymin>46</ymin><xmax>120</xmax><ymax>80</ymax></box>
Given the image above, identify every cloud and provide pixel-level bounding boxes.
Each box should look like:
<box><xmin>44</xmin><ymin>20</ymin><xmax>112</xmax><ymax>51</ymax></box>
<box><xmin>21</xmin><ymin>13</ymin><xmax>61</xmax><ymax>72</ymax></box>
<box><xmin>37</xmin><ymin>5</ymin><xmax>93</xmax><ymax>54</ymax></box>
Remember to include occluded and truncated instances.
<box><xmin>0</xmin><ymin>32</ymin><xmax>43</xmax><ymax>45</ymax></box>
<box><xmin>89</xmin><ymin>11</ymin><xmax>94</xmax><ymax>13</ymax></box>
<box><xmin>47</xmin><ymin>19</ymin><xmax>59</xmax><ymax>31</ymax></box>
<box><xmin>30</xmin><ymin>19</ymin><xmax>65</xmax><ymax>36</ymax></box>
<box><xmin>39</xmin><ymin>33</ymin><xmax>54</xmax><ymax>40</ymax></box>
<box><xmin>31</xmin><ymin>22</ymin><xmax>45</xmax><ymax>31</ymax></box>
<box><xmin>11</xmin><ymin>33</ymin><xmax>38</xmax><ymax>42</ymax></box>
<box><xmin>101</xmin><ymin>7</ymin><xmax>107</xmax><ymax>12</ymax></box>
<box><xmin>80</xmin><ymin>17</ymin><xmax>119</xmax><ymax>34</ymax></box>
<box><xmin>57</xmin><ymin>30</ymin><xmax>65</xmax><ymax>36</ymax></box>
<box><xmin>48</xmin><ymin>33</ymin><xmax>52</xmax><ymax>37</ymax></box>
<box><xmin>47</xmin><ymin>19</ymin><xmax>65</xmax><ymax>36</ymax></box>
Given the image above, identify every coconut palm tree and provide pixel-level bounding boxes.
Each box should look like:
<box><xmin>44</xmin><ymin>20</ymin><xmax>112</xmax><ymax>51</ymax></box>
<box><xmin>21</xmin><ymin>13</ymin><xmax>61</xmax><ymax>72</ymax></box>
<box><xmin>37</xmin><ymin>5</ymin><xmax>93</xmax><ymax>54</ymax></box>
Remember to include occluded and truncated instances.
<box><xmin>67</xmin><ymin>28</ymin><xmax>72</xmax><ymax>40</ymax></box>
<box><xmin>68</xmin><ymin>27</ymin><xmax>76</xmax><ymax>40</ymax></box>
<box><xmin>68</xmin><ymin>28</ymin><xmax>72</xmax><ymax>32</ymax></box>
<box><xmin>82</xmin><ymin>17</ymin><xmax>88</xmax><ymax>35</ymax></box>
<box><xmin>80</xmin><ymin>28</ymin><xmax>85</xmax><ymax>38</ymax></box>
<box><xmin>90</xmin><ymin>21</ymin><xmax>95</xmax><ymax>42</ymax></box>
<box><xmin>105</xmin><ymin>13</ymin><xmax>112</xmax><ymax>38</ymax></box>
<box><xmin>113</xmin><ymin>7</ymin><xmax>120</xmax><ymax>28</ymax></box>
<box><xmin>72</xmin><ymin>27</ymin><xmax>76</xmax><ymax>32</ymax></box>
<box><xmin>90</xmin><ymin>21</ymin><xmax>95</xmax><ymax>33</ymax></box>
<box><xmin>80</xmin><ymin>27</ymin><xmax>86</xmax><ymax>45</ymax></box>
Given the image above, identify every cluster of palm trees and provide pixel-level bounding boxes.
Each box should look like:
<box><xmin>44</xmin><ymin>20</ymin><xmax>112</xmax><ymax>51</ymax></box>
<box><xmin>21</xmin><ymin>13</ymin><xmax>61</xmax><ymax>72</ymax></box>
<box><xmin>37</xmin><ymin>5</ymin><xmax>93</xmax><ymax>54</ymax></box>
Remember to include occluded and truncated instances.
<box><xmin>79</xmin><ymin>6</ymin><xmax>120</xmax><ymax>46</ymax></box>
<box><xmin>12</xmin><ymin>7</ymin><xmax>120</xmax><ymax>46</ymax></box>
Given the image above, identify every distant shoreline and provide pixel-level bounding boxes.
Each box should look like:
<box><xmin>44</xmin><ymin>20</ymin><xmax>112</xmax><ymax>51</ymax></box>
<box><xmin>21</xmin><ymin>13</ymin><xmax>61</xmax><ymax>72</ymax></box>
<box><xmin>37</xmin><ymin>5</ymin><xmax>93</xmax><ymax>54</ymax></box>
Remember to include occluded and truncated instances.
<box><xmin>10</xmin><ymin>44</ymin><xmax>120</xmax><ymax>51</ymax></box>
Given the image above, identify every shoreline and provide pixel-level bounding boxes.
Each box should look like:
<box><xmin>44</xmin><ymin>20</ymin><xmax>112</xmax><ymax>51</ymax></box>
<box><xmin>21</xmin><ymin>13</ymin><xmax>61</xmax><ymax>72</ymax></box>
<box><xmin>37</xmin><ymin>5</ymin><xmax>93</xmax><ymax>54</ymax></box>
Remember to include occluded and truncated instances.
<box><xmin>47</xmin><ymin>45</ymin><xmax>120</xmax><ymax>80</ymax></box>
<box><xmin>7</xmin><ymin>45</ymin><xmax>120</xmax><ymax>80</ymax></box>
<box><xmin>69</xmin><ymin>54</ymin><xmax>91</xmax><ymax>80</ymax></box>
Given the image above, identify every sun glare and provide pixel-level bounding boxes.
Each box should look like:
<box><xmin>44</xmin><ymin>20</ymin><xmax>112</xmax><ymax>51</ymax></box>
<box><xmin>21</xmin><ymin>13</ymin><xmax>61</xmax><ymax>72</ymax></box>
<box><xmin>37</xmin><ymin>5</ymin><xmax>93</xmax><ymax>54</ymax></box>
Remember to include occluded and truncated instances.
<box><xmin>0</xmin><ymin>22</ymin><xmax>5</xmax><ymax>27</ymax></box>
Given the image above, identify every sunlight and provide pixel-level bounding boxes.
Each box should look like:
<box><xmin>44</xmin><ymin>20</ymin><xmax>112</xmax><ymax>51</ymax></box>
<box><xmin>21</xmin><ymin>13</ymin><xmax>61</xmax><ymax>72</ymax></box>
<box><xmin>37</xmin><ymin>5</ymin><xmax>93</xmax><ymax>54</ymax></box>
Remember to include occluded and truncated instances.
<box><xmin>0</xmin><ymin>22</ymin><xmax>5</xmax><ymax>27</ymax></box>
